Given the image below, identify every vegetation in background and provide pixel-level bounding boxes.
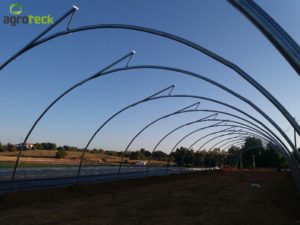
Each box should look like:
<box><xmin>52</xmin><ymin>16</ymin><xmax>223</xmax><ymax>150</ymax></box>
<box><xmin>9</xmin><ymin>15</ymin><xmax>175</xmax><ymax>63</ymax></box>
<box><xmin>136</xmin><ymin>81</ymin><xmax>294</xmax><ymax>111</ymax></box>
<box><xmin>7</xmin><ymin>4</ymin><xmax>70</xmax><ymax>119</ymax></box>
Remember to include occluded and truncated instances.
<box><xmin>170</xmin><ymin>137</ymin><xmax>288</xmax><ymax>168</ymax></box>
<box><xmin>0</xmin><ymin>137</ymin><xmax>293</xmax><ymax>168</ymax></box>
<box><xmin>55</xmin><ymin>149</ymin><xmax>68</xmax><ymax>159</ymax></box>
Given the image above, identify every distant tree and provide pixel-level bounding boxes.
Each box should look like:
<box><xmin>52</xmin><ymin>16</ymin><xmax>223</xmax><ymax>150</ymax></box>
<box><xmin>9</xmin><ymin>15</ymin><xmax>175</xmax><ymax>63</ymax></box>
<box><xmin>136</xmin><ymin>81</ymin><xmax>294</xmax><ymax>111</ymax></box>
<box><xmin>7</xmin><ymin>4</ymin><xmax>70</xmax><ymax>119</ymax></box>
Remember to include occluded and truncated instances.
<box><xmin>0</xmin><ymin>142</ymin><xmax>3</xmax><ymax>152</ymax></box>
<box><xmin>34</xmin><ymin>143</ymin><xmax>42</xmax><ymax>150</ymax></box>
<box><xmin>129</xmin><ymin>148</ymin><xmax>152</xmax><ymax>160</ymax></box>
<box><xmin>34</xmin><ymin>142</ymin><xmax>57</xmax><ymax>150</ymax></box>
<box><xmin>262</xmin><ymin>142</ymin><xmax>286</xmax><ymax>168</ymax></box>
<box><xmin>241</xmin><ymin>137</ymin><xmax>264</xmax><ymax>168</ymax></box>
<box><xmin>57</xmin><ymin>146</ymin><xmax>64</xmax><ymax>151</ymax></box>
<box><xmin>152</xmin><ymin>151</ymin><xmax>168</xmax><ymax>161</ymax></box>
<box><xmin>210</xmin><ymin>148</ymin><xmax>226</xmax><ymax>167</ymax></box>
<box><xmin>55</xmin><ymin>149</ymin><xmax>67</xmax><ymax>158</ymax></box>
<box><xmin>194</xmin><ymin>151</ymin><xmax>205</xmax><ymax>167</ymax></box>
<box><xmin>63</xmin><ymin>145</ymin><xmax>70</xmax><ymax>151</ymax></box>
<box><xmin>7</xmin><ymin>143</ymin><xmax>16</xmax><ymax>152</ymax></box>
<box><xmin>129</xmin><ymin>151</ymin><xmax>144</xmax><ymax>160</ymax></box>
<box><xmin>227</xmin><ymin>146</ymin><xmax>241</xmax><ymax>166</ymax></box>
<box><xmin>105</xmin><ymin>150</ymin><xmax>118</xmax><ymax>156</ymax></box>
<box><xmin>123</xmin><ymin>152</ymin><xmax>131</xmax><ymax>157</ymax></box>
<box><xmin>140</xmin><ymin>148</ymin><xmax>151</xmax><ymax>158</ymax></box>
<box><xmin>129</xmin><ymin>151</ymin><xmax>138</xmax><ymax>160</ymax></box>
<box><xmin>43</xmin><ymin>142</ymin><xmax>56</xmax><ymax>150</ymax></box>
<box><xmin>203</xmin><ymin>151</ymin><xmax>217</xmax><ymax>167</ymax></box>
<box><xmin>239</xmin><ymin>138</ymin><xmax>286</xmax><ymax>168</ymax></box>
<box><xmin>172</xmin><ymin>147</ymin><xmax>186</xmax><ymax>165</ymax></box>
<box><xmin>180</xmin><ymin>148</ymin><xmax>194</xmax><ymax>165</ymax></box>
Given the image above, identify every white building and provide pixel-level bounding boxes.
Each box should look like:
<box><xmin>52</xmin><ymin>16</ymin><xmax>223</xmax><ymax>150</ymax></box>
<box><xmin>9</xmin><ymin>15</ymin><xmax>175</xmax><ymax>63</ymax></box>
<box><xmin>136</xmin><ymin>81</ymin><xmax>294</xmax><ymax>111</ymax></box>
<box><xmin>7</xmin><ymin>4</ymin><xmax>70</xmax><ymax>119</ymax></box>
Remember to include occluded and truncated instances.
<box><xmin>135</xmin><ymin>160</ymin><xmax>147</xmax><ymax>166</ymax></box>
<box><xmin>15</xmin><ymin>143</ymin><xmax>34</xmax><ymax>150</ymax></box>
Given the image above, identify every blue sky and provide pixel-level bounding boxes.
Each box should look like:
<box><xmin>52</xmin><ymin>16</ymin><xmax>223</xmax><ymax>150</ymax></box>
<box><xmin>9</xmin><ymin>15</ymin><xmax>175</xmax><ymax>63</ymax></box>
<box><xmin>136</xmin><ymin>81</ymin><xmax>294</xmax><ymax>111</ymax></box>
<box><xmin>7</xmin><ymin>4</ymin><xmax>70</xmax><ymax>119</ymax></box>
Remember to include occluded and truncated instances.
<box><xmin>0</xmin><ymin>0</ymin><xmax>299</xmax><ymax>152</ymax></box>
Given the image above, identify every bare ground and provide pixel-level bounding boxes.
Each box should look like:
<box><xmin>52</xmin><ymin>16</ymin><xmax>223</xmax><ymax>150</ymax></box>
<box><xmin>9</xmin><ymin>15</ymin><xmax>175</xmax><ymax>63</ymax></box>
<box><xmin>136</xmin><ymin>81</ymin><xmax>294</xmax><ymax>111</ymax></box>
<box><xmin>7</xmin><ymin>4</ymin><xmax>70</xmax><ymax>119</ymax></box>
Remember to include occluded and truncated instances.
<box><xmin>0</xmin><ymin>150</ymin><xmax>167</xmax><ymax>165</ymax></box>
<box><xmin>0</xmin><ymin>170</ymin><xmax>299</xmax><ymax>225</ymax></box>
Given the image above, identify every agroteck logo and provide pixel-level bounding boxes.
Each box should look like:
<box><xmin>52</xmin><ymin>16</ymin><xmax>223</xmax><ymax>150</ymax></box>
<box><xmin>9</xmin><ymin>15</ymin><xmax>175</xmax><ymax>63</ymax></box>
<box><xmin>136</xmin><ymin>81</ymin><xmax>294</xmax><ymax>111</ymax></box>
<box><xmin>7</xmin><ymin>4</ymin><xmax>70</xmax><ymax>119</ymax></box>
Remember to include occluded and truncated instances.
<box><xmin>3</xmin><ymin>3</ymin><xmax>54</xmax><ymax>26</ymax></box>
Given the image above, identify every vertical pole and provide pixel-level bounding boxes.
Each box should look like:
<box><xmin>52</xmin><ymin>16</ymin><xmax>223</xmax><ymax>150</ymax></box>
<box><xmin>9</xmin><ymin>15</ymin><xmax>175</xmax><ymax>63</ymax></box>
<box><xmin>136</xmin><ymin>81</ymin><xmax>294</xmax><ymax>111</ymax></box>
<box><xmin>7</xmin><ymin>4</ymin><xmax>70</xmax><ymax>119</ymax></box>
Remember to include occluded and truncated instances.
<box><xmin>240</xmin><ymin>153</ymin><xmax>243</xmax><ymax>169</ymax></box>
<box><xmin>294</xmin><ymin>128</ymin><xmax>297</xmax><ymax>149</ymax></box>
<box><xmin>252</xmin><ymin>154</ymin><xmax>256</xmax><ymax>169</ymax></box>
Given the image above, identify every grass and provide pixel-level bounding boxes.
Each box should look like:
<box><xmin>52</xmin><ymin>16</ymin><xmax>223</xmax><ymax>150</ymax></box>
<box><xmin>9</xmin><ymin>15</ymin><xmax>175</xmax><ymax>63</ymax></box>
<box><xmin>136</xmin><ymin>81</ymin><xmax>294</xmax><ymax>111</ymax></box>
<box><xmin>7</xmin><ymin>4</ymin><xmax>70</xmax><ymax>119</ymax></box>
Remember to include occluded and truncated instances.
<box><xmin>0</xmin><ymin>170</ymin><xmax>299</xmax><ymax>225</ymax></box>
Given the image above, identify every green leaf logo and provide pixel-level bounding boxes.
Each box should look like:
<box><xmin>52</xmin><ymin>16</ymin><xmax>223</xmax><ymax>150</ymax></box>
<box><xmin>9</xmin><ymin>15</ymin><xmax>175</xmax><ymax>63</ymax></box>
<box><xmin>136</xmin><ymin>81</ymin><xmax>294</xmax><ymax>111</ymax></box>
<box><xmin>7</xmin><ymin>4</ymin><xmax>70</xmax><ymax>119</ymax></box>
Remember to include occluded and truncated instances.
<box><xmin>10</xmin><ymin>3</ymin><xmax>23</xmax><ymax>15</ymax></box>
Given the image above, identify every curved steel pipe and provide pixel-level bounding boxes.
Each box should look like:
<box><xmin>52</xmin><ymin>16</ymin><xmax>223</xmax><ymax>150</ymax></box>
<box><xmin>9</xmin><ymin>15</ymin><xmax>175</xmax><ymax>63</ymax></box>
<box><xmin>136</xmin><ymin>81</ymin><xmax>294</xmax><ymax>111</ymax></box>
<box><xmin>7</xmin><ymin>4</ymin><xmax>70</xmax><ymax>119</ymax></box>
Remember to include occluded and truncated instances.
<box><xmin>2</xmin><ymin>20</ymin><xmax>298</xmax><ymax>136</ymax></box>
<box><xmin>212</xmin><ymin>134</ymin><xmax>300</xmax><ymax>187</ymax></box>
<box><xmin>197</xmin><ymin>133</ymin><xmax>249</xmax><ymax>153</ymax></box>
<box><xmin>81</xmin><ymin>93</ymin><xmax>283</xmax><ymax>179</ymax></box>
<box><xmin>196</xmin><ymin>136</ymin><xmax>247</xmax><ymax>169</ymax></box>
<box><xmin>218</xmin><ymin>135</ymin><xmax>259</xmax><ymax>151</ymax></box>
<box><xmin>76</xmin><ymin>85</ymin><xmax>175</xmax><ymax>181</ymax></box>
<box><xmin>179</xmin><ymin>127</ymin><xmax>274</xmax><ymax>166</ymax></box>
<box><xmin>186</xmin><ymin>122</ymin><xmax>274</xmax><ymax>153</ymax></box>
<box><xmin>221</xmin><ymin>130</ymin><xmax>271</xmax><ymax>147</ymax></box>
<box><xmin>163</xmin><ymin>123</ymin><xmax>274</xmax><ymax>170</ymax></box>
<box><xmin>228</xmin><ymin>0</ymin><xmax>300</xmax><ymax>75</ymax></box>
<box><xmin>12</xmin><ymin>62</ymin><xmax>296</xmax><ymax>187</ymax></box>
<box><xmin>11</xmin><ymin>59</ymin><xmax>287</xmax><ymax>182</ymax></box>
<box><xmin>0</xmin><ymin>6</ymin><xmax>78</xmax><ymax>70</ymax></box>
<box><xmin>182</xmin><ymin>137</ymin><xmax>247</xmax><ymax>169</ymax></box>
<box><xmin>120</xmin><ymin>111</ymin><xmax>287</xmax><ymax>176</ymax></box>
<box><xmin>225</xmin><ymin>141</ymin><xmax>245</xmax><ymax>168</ymax></box>
<box><xmin>197</xmin><ymin>135</ymin><xmax>286</xmax><ymax>169</ymax></box>
<box><xmin>80</xmin><ymin>93</ymin><xmax>278</xmax><ymax>178</ymax></box>
<box><xmin>188</xmin><ymin>128</ymin><xmax>273</xmax><ymax>166</ymax></box>
<box><xmin>206</xmin><ymin>129</ymin><xmax>275</xmax><ymax>153</ymax></box>
<box><xmin>214</xmin><ymin>140</ymin><xmax>244</xmax><ymax>168</ymax></box>
<box><xmin>9</xmin><ymin>51</ymin><xmax>135</xmax><ymax>189</ymax></box>
<box><xmin>207</xmin><ymin>135</ymin><xmax>252</xmax><ymax>152</ymax></box>
<box><xmin>176</xmin><ymin>132</ymin><xmax>244</xmax><ymax>167</ymax></box>
<box><xmin>87</xmin><ymin>65</ymin><xmax>298</xmax><ymax>155</ymax></box>
<box><xmin>146</xmin><ymin>121</ymin><xmax>229</xmax><ymax>174</ymax></box>
<box><xmin>81</xmin><ymin>94</ymin><xmax>286</xmax><ymax>173</ymax></box>
<box><xmin>117</xmin><ymin>103</ymin><xmax>213</xmax><ymax>176</ymax></box>
<box><xmin>140</xmin><ymin>119</ymin><xmax>220</xmax><ymax>172</ymax></box>
<box><xmin>1</xmin><ymin>8</ymin><xmax>299</xmax><ymax>191</ymax></box>
<box><xmin>221</xmin><ymin>140</ymin><xmax>245</xmax><ymax>152</ymax></box>
<box><xmin>173</xmin><ymin>123</ymin><xmax>280</xmax><ymax>168</ymax></box>
<box><xmin>173</xmin><ymin>118</ymin><xmax>283</xmax><ymax>159</ymax></box>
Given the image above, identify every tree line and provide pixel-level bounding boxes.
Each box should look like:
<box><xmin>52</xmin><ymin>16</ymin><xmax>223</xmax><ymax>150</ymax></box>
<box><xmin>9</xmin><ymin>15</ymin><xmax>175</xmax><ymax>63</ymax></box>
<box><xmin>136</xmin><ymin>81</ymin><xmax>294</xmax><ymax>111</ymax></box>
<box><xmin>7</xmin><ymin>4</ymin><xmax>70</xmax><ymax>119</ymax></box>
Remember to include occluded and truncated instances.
<box><xmin>171</xmin><ymin>137</ymin><xmax>291</xmax><ymax>168</ymax></box>
<box><xmin>0</xmin><ymin>138</ymin><xmax>298</xmax><ymax>167</ymax></box>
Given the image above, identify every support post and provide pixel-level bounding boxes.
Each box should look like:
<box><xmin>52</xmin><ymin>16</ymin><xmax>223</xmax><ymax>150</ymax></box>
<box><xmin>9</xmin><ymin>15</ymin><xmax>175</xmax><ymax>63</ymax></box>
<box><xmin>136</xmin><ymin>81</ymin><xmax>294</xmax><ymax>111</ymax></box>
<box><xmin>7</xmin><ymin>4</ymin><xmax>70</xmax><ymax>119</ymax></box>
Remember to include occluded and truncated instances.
<box><xmin>240</xmin><ymin>154</ymin><xmax>243</xmax><ymax>169</ymax></box>
<box><xmin>252</xmin><ymin>154</ymin><xmax>256</xmax><ymax>169</ymax></box>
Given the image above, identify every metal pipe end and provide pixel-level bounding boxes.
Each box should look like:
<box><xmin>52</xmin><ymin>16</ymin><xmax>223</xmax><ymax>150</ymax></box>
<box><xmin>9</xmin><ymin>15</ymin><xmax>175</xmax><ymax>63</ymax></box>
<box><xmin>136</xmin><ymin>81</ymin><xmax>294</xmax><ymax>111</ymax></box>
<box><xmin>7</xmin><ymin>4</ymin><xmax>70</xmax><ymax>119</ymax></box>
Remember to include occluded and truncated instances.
<box><xmin>73</xmin><ymin>5</ymin><xmax>79</xmax><ymax>11</ymax></box>
<box><xmin>131</xmin><ymin>50</ymin><xmax>136</xmax><ymax>54</ymax></box>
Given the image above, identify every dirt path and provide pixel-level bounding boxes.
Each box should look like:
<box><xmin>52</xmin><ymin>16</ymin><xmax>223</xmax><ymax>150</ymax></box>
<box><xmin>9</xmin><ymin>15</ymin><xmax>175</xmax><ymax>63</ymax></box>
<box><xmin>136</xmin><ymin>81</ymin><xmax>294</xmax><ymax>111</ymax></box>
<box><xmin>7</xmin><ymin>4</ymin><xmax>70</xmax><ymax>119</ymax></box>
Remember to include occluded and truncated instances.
<box><xmin>0</xmin><ymin>170</ymin><xmax>299</xmax><ymax>225</ymax></box>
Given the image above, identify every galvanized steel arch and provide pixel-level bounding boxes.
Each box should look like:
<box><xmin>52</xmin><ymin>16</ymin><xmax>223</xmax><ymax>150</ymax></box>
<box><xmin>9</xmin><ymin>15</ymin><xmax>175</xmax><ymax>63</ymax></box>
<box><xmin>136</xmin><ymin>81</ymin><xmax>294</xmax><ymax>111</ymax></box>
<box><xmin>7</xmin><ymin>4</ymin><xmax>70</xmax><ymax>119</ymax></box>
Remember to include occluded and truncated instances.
<box><xmin>11</xmin><ymin>62</ymin><xmax>295</xmax><ymax>187</ymax></box>
<box><xmin>1</xmin><ymin>13</ymin><xmax>298</xmax><ymax>136</ymax></box>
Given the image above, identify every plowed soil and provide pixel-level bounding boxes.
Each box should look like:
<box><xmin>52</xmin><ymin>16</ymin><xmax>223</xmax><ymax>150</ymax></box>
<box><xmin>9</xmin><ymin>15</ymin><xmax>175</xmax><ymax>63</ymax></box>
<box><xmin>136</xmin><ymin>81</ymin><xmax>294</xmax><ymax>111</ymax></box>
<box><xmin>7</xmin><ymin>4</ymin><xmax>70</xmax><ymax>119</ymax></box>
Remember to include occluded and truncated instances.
<box><xmin>0</xmin><ymin>170</ymin><xmax>299</xmax><ymax>225</ymax></box>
